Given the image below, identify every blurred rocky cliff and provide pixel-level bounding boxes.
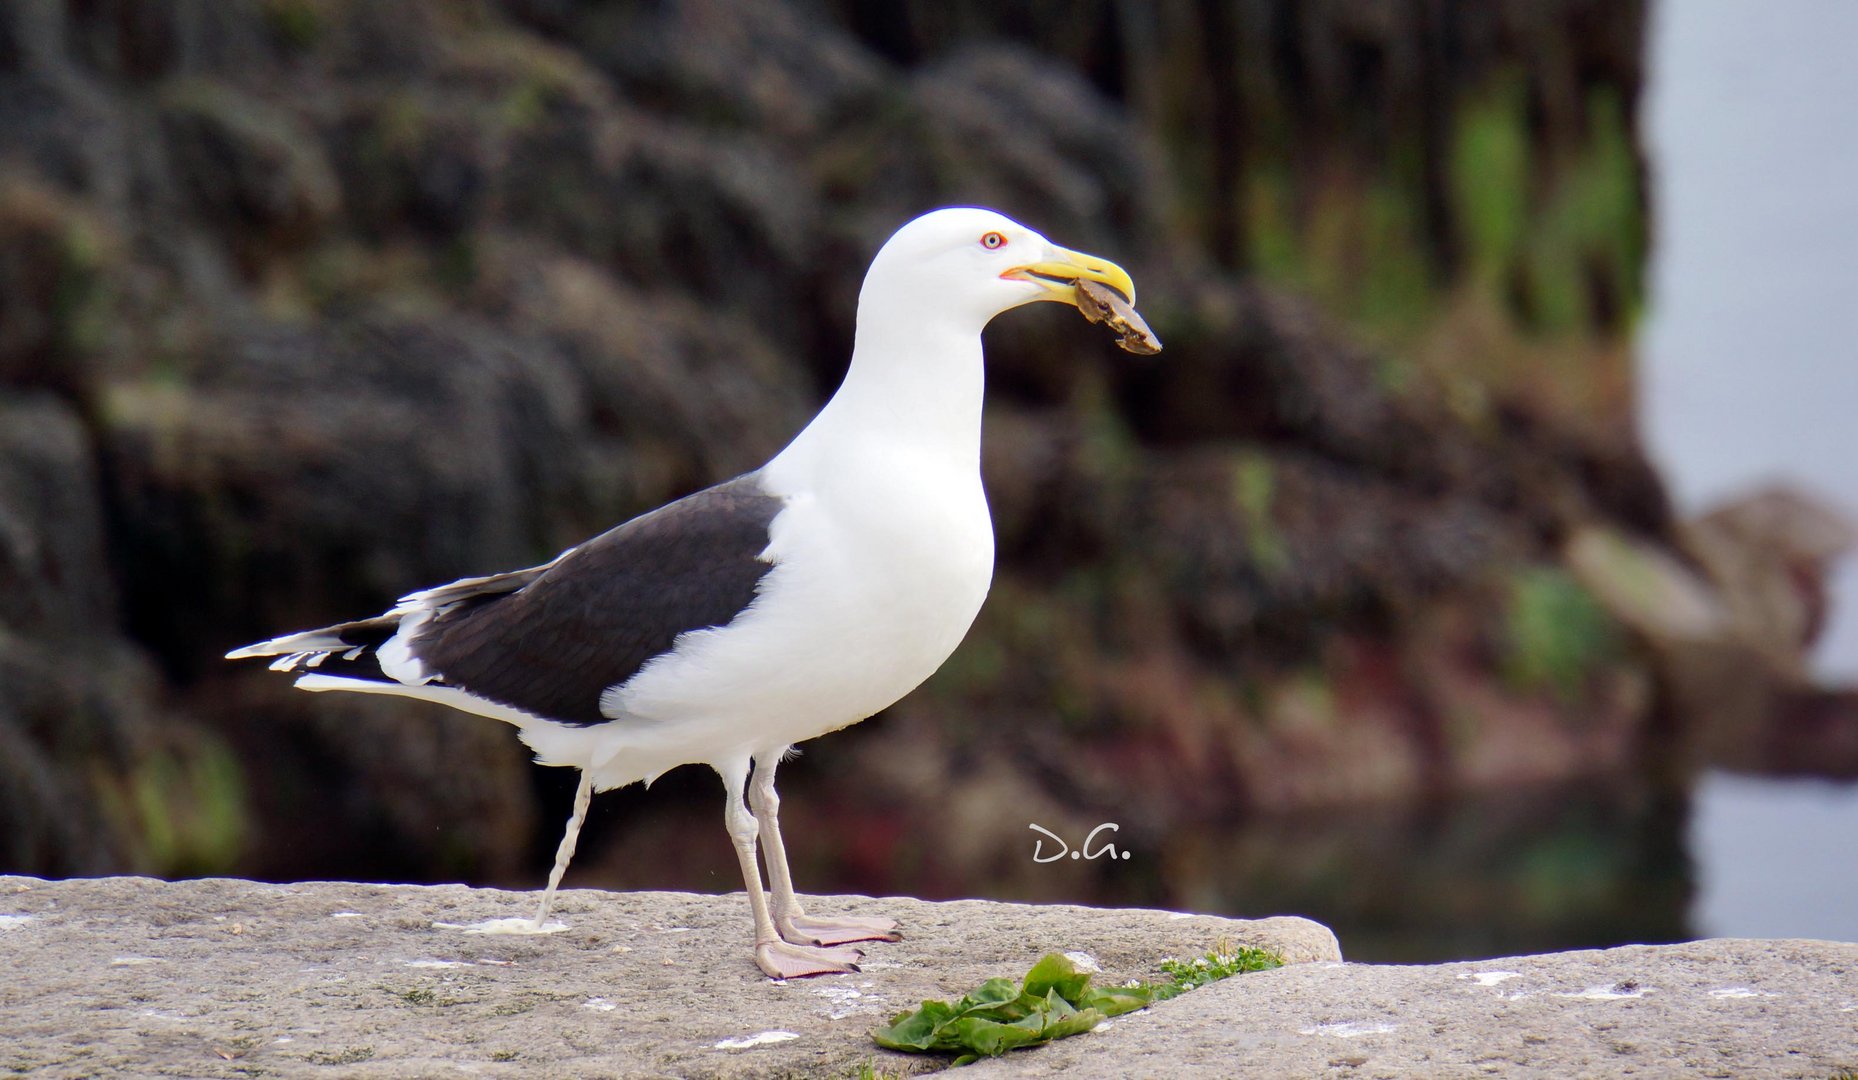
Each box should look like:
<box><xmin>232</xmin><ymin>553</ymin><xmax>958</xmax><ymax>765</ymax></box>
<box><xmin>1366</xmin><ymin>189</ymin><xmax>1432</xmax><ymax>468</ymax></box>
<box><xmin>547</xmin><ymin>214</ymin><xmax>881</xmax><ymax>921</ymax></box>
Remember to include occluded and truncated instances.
<box><xmin>1</xmin><ymin>0</ymin><xmax>1845</xmax><ymax>913</ymax></box>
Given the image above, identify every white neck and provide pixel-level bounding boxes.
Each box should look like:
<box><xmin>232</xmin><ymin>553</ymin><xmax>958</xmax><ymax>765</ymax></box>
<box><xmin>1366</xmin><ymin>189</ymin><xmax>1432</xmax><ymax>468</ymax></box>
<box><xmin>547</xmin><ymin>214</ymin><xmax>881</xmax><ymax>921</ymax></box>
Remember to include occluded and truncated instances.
<box><xmin>771</xmin><ymin>291</ymin><xmax>988</xmax><ymax>476</ymax></box>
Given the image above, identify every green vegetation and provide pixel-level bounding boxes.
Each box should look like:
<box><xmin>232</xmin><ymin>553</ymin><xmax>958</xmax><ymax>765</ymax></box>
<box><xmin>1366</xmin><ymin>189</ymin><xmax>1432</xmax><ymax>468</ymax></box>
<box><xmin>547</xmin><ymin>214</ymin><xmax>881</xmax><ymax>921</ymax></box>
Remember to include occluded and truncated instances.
<box><xmin>1502</xmin><ymin>565</ymin><xmax>1621</xmax><ymax>701</ymax></box>
<box><xmin>1539</xmin><ymin>89</ymin><xmax>1647</xmax><ymax>332</ymax></box>
<box><xmin>1230</xmin><ymin>61</ymin><xmax>1645</xmax><ymax>426</ymax></box>
<box><xmin>1231</xmin><ymin>452</ymin><xmax>1289</xmax><ymax>574</ymax></box>
<box><xmin>872</xmin><ymin>953</ymin><xmax>1153</xmax><ymax>1065</ymax></box>
<box><xmin>96</xmin><ymin>740</ymin><xmax>248</xmax><ymax>877</ymax></box>
<box><xmin>50</xmin><ymin>208</ymin><xmax>110</xmax><ymax>358</ymax></box>
<box><xmin>1157</xmin><ymin>945</ymin><xmax>1285</xmax><ymax>992</ymax></box>
<box><xmin>1242</xmin><ymin>163</ymin><xmax>1439</xmax><ymax>345</ymax></box>
<box><xmin>872</xmin><ymin>946</ymin><xmax>1283</xmax><ymax>1065</ymax></box>
<box><xmin>260</xmin><ymin>0</ymin><xmax>324</xmax><ymax>51</ymax></box>
<box><xmin>1450</xmin><ymin>75</ymin><xmax>1532</xmax><ymax>287</ymax></box>
<box><xmin>0</xmin><ymin>178</ymin><xmax>115</xmax><ymax>359</ymax></box>
<box><xmin>303</xmin><ymin>1047</ymin><xmax>374</xmax><ymax>1066</ymax></box>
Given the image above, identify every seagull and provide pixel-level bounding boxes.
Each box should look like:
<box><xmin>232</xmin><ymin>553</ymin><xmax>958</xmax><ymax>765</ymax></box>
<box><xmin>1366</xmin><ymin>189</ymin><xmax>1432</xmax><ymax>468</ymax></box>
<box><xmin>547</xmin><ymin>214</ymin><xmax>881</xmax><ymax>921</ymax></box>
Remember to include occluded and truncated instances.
<box><xmin>226</xmin><ymin>207</ymin><xmax>1144</xmax><ymax>979</ymax></box>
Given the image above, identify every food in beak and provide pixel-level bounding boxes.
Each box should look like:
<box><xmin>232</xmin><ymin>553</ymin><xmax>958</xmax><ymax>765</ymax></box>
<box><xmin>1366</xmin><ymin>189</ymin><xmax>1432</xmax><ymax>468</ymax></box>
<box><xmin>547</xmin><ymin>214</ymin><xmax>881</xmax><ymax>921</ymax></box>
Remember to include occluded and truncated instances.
<box><xmin>1075</xmin><ymin>279</ymin><xmax>1162</xmax><ymax>355</ymax></box>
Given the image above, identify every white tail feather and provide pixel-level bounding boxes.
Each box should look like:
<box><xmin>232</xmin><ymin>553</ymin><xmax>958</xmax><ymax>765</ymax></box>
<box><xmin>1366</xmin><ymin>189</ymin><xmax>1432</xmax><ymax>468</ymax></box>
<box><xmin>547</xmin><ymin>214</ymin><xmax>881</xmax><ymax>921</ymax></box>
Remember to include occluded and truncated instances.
<box><xmin>226</xmin><ymin>630</ymin><xmax>350</xmax><ymax>661</ymax></box>
<box><xmin>294</xmin><ymin>674</ymin><xmax>545</xmax><ymax>731</ymax></box>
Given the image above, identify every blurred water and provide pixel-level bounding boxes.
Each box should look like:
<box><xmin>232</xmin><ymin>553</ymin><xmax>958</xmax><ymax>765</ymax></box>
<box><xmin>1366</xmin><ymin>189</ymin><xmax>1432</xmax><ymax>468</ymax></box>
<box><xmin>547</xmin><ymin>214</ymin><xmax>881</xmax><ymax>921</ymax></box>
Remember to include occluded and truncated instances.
<box><xmin>576</xmin><ymin>768</ymin><xmax>1700</xmax><ymax>964</ymax></box>
<box><xmin>1641</xmin><ymin>0</ymin><xmax>1858</xmax><ymax>681</ymax></box>
<box><xmin>1690</xmin><ymin>771</ymin><xmax>1858</xmax><ymax>941</ymax></box>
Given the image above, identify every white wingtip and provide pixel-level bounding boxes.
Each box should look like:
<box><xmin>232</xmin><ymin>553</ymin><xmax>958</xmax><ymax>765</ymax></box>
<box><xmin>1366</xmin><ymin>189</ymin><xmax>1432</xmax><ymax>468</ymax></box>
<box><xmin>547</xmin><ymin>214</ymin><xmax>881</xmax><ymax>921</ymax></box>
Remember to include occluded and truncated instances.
<box><xmin>226</xmin><ymin>629</ymin><xmax>352</xmax><ymax>663</ymax></box>
<box><xmin>295</xmin><ymin>673</ymin><xmax>373</xmax><ymax>693</ymax></box>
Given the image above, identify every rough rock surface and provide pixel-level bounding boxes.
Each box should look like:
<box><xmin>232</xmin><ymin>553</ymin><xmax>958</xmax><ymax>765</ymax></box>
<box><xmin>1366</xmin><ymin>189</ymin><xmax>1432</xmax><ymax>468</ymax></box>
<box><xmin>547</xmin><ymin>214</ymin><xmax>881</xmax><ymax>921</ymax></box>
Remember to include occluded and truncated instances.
<box><xmin>969</xmin><ymin>940</ymin><xmax>1858</xmax><ymax>1079</ymax></box>
<box><xmin>4</xmin><ymin>876</ymin><xmax>1852</xmax><ymax>1079</ymax></box>
<box><xmin>0</xmin><ymin>875</ymin><xmax>1335</xmax><ymax>1078</ymax></box>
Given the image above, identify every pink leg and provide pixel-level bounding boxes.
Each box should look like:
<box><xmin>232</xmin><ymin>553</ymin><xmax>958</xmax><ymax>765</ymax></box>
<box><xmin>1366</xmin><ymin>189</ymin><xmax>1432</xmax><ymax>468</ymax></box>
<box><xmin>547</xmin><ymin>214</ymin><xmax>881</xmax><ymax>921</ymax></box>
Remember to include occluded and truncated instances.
<box><xmin>750</xmin><ymin>751</ymin><xmax>901</xmax><ymax>948</ymax></box>
<box><xmin>718</xmin><ymin>758</ymin><xmax>864</xmax><ymax>979</ymax></box>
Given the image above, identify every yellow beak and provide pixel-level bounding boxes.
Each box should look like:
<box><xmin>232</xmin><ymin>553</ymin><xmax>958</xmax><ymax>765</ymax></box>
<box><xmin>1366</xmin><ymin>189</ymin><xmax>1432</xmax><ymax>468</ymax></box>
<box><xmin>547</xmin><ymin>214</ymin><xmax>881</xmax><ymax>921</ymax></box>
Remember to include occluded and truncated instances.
<box><xmin>1002</xmin><ymin>246</ymin><xmax>1137</xmax><ymax>307</ymax></box>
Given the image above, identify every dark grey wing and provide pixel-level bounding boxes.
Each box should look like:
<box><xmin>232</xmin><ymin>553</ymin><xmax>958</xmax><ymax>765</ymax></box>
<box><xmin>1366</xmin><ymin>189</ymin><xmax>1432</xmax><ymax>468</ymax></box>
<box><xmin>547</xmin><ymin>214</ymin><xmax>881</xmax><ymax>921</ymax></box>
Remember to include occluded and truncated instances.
<box><xmin>409</xmin><ymin>473</ymin><xmax>785</xmax><ymax>726</ymax></box>
<box><xmin>228</xmin><ymin>562</ymin><xmax>559</xmax><ymax>673</ymax></box>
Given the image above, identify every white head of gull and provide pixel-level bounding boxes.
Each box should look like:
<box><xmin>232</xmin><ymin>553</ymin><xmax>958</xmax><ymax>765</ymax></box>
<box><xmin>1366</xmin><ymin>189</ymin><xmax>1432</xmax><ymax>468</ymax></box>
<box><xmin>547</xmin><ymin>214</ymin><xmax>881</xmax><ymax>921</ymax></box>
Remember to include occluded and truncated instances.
<box><xmin>227</xmin><ymin>207</ymin><xmax>1145</xmax><ymax>979</ymax></box>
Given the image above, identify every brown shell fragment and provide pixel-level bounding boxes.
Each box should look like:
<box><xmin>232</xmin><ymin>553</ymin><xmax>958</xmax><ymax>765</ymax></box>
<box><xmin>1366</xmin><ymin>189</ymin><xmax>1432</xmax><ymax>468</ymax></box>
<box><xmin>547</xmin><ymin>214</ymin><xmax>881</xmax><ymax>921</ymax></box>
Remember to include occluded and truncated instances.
<box><xmin>1075</xmin><ymin>279</ymin><xmax>1162</xmax><ymax>354</ymax></box>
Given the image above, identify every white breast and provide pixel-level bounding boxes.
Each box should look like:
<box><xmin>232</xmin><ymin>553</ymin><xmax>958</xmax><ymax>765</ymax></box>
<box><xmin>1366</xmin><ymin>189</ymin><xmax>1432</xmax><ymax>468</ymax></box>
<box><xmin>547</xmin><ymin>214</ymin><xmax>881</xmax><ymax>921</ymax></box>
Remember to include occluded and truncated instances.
<box><xmin>592</xmin><ymin>446</ymin><xmax>993</xmax><ymax>780</ymax></box>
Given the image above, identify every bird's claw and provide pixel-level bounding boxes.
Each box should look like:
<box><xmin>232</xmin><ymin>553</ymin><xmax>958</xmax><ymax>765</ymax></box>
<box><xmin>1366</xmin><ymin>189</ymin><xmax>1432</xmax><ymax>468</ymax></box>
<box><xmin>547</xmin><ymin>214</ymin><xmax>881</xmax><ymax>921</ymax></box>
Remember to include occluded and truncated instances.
<box><xmin>757</xmin><ymin>940</ymin><xmax>864</xmax><ymax>979</ymax></box>
<box><xmin>777</xmin><ymin>913</ymin><xmax>903</xmax><ymax>947</ymax></box>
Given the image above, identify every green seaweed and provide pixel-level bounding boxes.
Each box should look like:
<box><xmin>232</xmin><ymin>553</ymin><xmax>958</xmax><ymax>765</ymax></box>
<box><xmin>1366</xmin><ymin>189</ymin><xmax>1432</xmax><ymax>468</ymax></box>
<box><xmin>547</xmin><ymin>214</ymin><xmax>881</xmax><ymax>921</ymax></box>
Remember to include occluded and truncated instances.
<box><xmin>872</xmin><ymin>954</ymin><xmax>1144</xmax><ymax>1065</ymax></box>
<box><xmin>873</xmin><ymin>947</ymin><xmax>1282</xmax><ymax>1065</ymax></box>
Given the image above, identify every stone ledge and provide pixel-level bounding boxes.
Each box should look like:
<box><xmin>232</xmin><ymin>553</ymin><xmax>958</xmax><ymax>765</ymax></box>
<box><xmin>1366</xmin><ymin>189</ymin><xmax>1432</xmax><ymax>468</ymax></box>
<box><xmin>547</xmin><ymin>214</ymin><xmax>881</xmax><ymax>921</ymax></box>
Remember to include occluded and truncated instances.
<box><xmin>3</xmin><ymin>876</ymin><xmax>1851</xmax><ymax>1078</ymax></box>
<box><xmin>970</xmin><ymin>938</ymin><xmax>1858</xmax><ymax>1078</ymax></box>
<box><xmin>0</xmin><ymin>875</ymin><xmax>1334</xmax><ymax>1078</ymax></box>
